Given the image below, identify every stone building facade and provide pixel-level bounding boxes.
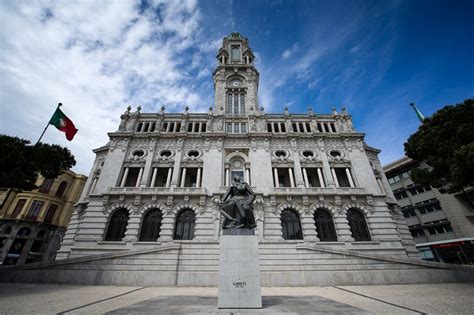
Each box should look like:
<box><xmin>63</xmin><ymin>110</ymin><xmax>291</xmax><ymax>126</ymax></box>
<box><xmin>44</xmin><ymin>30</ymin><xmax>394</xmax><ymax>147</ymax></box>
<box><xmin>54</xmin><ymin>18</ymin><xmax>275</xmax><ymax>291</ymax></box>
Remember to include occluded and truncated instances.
<box><xmin>47</xmin><ymin>33</ymin><xmax>447</xmax><ymax>286</ymax></box>
<box><xmin>0</xmin><ymin>171</ymin><xmax>86</xmax><ymax>265</ymax></box>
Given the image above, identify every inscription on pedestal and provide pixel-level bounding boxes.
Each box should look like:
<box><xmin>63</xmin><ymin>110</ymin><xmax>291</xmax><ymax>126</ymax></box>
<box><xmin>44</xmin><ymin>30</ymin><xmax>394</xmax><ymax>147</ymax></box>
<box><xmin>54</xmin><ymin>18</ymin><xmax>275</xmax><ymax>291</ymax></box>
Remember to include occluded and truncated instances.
<box><xmin>218</xmin><ymin>233</ymin><xmax>262</xmax><ymax>309</ymax></box>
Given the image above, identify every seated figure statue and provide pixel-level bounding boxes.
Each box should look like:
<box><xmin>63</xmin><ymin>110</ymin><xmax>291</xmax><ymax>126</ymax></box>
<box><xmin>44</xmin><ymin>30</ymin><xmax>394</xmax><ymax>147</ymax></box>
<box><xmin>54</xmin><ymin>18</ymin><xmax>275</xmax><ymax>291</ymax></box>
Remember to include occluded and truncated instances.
<box><xmin>219</xmin><ymin>175</ymin><xmax>257</xmax><ymax>229</ymax></box>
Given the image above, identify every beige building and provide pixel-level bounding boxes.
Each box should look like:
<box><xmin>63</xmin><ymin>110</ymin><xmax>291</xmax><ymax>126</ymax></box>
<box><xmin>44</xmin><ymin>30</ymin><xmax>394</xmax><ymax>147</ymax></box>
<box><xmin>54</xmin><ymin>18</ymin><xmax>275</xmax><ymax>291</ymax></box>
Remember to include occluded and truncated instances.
<box><xmin>384</xmin><ymin>156</ymin><xmax>474</xmax><ymax>264</ymax></box>
<box><xmin>0</xmin><ymin>170</ymin><xmax>87</xmax><ymax>265</ymax></box>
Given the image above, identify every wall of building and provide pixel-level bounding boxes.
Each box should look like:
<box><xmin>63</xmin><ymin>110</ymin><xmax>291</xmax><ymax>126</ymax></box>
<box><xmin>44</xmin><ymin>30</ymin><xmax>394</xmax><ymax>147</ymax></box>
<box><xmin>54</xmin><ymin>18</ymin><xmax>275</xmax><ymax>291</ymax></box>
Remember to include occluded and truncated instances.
<box><xmin>0</xmin><ymin>171</ymin><xmax>87</xmax><ymax>265</ymax></box>
<box><xmin>384</xmin><ymin>156</ymin><xmax>474</xmax><ymax>262</ymax></box>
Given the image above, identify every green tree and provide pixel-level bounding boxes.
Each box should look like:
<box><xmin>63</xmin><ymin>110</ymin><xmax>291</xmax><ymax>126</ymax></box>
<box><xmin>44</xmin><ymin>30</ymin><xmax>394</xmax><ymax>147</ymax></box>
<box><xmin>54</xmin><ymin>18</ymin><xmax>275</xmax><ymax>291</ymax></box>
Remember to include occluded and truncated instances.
<box><xmin>0</xmin><ymin>134</ymin><xmax>76</xmax><ymax>190</ymax></box>
<box><xmin>404</xmin><ymin>99</ymin><xmax>474</xmax><ymax>196</ymax></box>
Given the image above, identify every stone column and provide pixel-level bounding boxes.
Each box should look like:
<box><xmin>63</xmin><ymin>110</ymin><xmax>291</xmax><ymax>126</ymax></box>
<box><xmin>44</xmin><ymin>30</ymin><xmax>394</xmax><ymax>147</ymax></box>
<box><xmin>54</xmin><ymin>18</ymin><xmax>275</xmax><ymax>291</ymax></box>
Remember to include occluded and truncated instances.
<box><xmin>245</xmin><ymin>168</ymin><xmax>250</xmax><ymax>185</ymax></box>
<box><xmin>196</xmin><ymin>167</ymin><xmax>202</xmax><ymax>188</ymax></box>
<box><xmin>317</xmin><ymin>168</ymin><xmax>325</xmax><ymax>188</ymax></box>
<box><xmin>165</xmin><ymin>168</ymin><xmax>173</xmax><ymax>187</ymax></box>
<box><xmin>150</xmin><ymin>168</ymin><xmax>158</xmax><ymax>188</ymax></box>
<box><xmin>120</xmin><ymin>167</ymin><xmax>129</xmax><ymax>187</ymax></box>
<box><xmin>273</xmin><ymin>168</ymin><xmax>280</xmax><ymax>188</ymax></box>
<box><xmin>225</xmin><ymin>168</ymin><xmax>229</xmax><ymax>186</ymax></box>
<box><xmin>180</xmin><ymin>167</ymin><xmax>187</xmax><ymax>187</ymax></box>
<box><xmin>288</xmin><ymin>168</ymin><xmax>295</xmax><ymax>188</ymax></box>
<box><xmin>346</xmin><ymin>168</ymin><xmax>355</xmax><ymax>188</ymax></box>
<box><xmin>135</xmin><ymin>167</ymin><xmax>144</xmax><ymax>187</ymax></box>
<box><xmin>331</xmin><ymin>168</ymin><xmax>339</xmax><ymax>187</ymax></box>
<box><xmin>302</xmin><ymin>167</ymin><xmax>309</xmax><ymax>188</ymax></box>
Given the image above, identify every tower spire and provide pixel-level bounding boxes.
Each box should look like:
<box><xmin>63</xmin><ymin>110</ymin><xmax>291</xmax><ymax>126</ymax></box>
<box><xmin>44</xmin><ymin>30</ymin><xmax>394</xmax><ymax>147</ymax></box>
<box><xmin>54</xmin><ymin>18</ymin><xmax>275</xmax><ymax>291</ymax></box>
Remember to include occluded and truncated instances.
<box><xmin>213</xmin><ymin>33</ymin><xmax>260</xmax><ymax>116</ymax></box>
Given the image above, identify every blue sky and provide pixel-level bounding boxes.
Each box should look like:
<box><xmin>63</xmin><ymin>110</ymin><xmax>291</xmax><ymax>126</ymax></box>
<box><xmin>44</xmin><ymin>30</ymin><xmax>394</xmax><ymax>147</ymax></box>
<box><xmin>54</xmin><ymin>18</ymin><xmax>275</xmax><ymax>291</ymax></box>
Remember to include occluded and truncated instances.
<box><xmin>1</xmin><ymin>0</ymin><xmax>473</xmax><ymax>175</ymax></box>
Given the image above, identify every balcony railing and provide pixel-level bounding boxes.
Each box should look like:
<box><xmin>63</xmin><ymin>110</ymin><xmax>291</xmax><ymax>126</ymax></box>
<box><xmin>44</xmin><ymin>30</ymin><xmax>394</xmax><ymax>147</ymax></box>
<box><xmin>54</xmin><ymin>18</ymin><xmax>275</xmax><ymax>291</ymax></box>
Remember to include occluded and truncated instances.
<box><xmin>107</xmin><ymin>187</ymin><xmax>206</xmax><ymax>195</ymax></box>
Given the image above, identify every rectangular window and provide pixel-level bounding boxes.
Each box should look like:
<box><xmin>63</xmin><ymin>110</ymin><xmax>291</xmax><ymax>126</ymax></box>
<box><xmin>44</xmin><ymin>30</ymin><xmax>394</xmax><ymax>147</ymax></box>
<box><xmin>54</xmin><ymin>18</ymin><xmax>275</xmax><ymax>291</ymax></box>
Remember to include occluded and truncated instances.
<box><xmin>226</xmin><ymin>123</ymin><xmax>247</xmax><ymax>134</ymax></box>
<box><xmin>25</xmin><ymin>200</ymin><xmax>44</xmax><ymax>220</ymax></box>
<box><xmin>273</xmin><ymin>168</ymin><xmax>295</xmax><ymax>188</ymax></box>
<box><xmin>10</xmin><ymin>199</ymin><xmax>26</xmax><ymax>218</ymax></box>
<box><xmin>317</xmin><ymin>123</ymin><xmax>323</xmax><ymax>132</ymax></box>
<box><xmin>303</xmin><ymin>168</ymin><xmax>323</xmax><ymax>187</ymax></box>
<box><xmin>226</xmin><ymin>94</ymin><xmax>232</xmax><ymax>114</ymax></box>
<box><xmin>240</xmin><ymin>94</ymin><xmax>245</xmax><ymax>114</ymax></box>
<box><xmin>181</xmin><ymin>167</ymin><xmax>202</xmax><ymax>187</ymax></box>
<box><xmin>395</xmin><ymin>191</ymin><xmax>408</xmax><ymax>200</ymax></box>
<box><xmin>231</xmin><ymin>46</ymin><xmax>240</xmax><ymax>60</ymax></box>
<box><xmin>152</xmin><ymin>168</ymin><xmax>172</xmax><ymax>187</ymax></box>
<box><xmin>123</xmin><ymin>167</ymin><xmax>142</xmax><ymax>187</ymax></box>
<box><xmin>333</xmin><ymin>168</ymin><xmax>352</xmax><ymax>187</ymax></box>
<box><xmin>233</xmin><ymin>123</ymin><xmax>239</xmax><ymax>133</ymax></box>
<box><xmin>410</xmin><ymin>229</ymin><xmax>424</xmax><ymax>238</ymax></box>
<box><xmin>44</xmin><ymin>204</ymin><xmax>58</xmax><ymax>224</ymax></box>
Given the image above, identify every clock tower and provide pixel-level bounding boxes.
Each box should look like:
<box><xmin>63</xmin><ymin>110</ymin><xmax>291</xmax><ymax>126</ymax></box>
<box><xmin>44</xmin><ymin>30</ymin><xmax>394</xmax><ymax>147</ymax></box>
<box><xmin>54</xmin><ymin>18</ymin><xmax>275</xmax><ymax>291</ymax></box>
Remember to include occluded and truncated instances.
<box><xmin>213</xmin><ymin>32</ymin><xmax>260</xmax><ymax>117</ymax></box>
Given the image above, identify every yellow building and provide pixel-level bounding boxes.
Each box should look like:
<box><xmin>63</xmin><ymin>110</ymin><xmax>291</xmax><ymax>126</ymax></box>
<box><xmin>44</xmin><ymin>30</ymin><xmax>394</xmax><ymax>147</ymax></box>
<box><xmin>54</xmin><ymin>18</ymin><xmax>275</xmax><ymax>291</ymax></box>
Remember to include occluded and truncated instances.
<box><xmin>0</xmin><ymin>170</ymin><xmax>86</xmax><ymax>265</ymax></box>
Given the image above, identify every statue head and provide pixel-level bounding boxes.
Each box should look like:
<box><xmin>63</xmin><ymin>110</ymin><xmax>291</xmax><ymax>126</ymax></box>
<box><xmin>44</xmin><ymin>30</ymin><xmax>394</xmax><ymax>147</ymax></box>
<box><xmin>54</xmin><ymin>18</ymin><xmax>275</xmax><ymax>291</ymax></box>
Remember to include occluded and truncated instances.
<box><xmin>233</xmin><ymin>175</ymin><xmax>241</xmax><ymax>185</ymax></box>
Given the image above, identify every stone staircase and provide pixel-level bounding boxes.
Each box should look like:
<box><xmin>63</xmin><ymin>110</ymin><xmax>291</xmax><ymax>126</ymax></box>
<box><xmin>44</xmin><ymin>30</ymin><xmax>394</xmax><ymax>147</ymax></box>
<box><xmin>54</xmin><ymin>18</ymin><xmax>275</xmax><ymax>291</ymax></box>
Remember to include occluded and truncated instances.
<box><xmin>1</xmin><ymin>241</ymin><xmax>473</xmax><ymax>286</ymax></box>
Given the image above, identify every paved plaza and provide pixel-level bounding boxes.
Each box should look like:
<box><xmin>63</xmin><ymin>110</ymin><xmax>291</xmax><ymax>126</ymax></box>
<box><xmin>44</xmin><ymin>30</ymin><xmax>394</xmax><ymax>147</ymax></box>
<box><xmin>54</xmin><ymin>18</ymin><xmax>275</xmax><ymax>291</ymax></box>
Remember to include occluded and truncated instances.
<box><xmin>0</xmin><ymin>282</ymin><xmax>473</xmax><ymax>314</ymax></box>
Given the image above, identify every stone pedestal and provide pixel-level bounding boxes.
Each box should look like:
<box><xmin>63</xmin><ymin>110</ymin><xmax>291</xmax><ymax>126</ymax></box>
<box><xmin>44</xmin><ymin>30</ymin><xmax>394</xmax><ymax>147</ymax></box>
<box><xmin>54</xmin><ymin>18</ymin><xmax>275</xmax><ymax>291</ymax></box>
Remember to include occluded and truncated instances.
<box><xmin>218</xmin><ymin>229</ymin><xmax>262</xmax><ymax>309</ymax></box>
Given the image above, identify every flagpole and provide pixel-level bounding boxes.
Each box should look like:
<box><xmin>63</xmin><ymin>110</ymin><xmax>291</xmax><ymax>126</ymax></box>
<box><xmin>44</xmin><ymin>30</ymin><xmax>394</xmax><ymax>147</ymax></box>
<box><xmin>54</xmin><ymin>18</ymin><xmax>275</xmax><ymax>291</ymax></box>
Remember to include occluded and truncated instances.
<box><xmin>36</xmin><ymin>103</ymin><xmax>62</xmax><ymax>145</ymax></box>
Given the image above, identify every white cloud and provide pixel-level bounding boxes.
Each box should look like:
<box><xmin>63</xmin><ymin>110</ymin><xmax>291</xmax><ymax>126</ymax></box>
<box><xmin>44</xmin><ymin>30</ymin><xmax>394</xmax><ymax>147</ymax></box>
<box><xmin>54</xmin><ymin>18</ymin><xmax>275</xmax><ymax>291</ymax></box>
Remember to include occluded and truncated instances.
<box><xmin>0</xmin><ymin>0</ymin><xmax>217</xmax><ymax>175</ymax></box>
<box><xmin>281</xmin><ymin>43</ymin><xmax>299</xmax><ymax>60</ymax></box>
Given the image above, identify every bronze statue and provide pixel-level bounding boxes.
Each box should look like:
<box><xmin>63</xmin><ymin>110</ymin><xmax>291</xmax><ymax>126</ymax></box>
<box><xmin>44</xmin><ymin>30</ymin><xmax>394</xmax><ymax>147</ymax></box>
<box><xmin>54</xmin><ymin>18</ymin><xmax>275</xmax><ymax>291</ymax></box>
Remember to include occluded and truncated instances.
<box><xmin>219</xmin><ymin>175</ymin><xmax>257</xmax><ymax>229</ymax></box>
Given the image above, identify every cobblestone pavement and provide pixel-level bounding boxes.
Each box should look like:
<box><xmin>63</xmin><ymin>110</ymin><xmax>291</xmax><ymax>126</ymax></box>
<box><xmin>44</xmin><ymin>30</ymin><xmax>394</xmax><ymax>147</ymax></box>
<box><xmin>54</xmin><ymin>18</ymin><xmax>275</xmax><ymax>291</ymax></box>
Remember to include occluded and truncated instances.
<box><xmin>0</xmin><ymin>282</ymin><xmax>473</xmax><ymax>314</ymax></box>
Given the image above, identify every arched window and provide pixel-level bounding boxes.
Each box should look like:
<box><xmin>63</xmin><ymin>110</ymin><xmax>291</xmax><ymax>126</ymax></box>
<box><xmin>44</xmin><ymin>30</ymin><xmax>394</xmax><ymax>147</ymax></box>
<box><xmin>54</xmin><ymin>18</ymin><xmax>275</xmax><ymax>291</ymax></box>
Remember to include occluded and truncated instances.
<box><xmin>139</xmin><ymin>209</ymin><xmax>163</xmax><ymax>241</ymax></box>
<box><xmin>104</xmin><ymin>208</ymin><xmax>129</xmax><ymax>241</ymax></box>
<box><xmin>314</xmin><ymin>208</ymin><xmax>337</xmax><ymax>241</ymax></box>
<box><xmin>347</xmin><ymin>208</ymin><xmax>371</xmax><ymax>241</ymax></box>
<box><xmin>174</xmin><ymin>209</ymin><xmax>195</xmax><ymax>240</ymax></box>
<box><xmin>280</xmin><ymin>209</ymin><xmax>303</xmax><ymax>240</ymax></box>
<box><xmin>3</xmin><ymin>226</ymin><xmax>12</xmax><ymax>235</ymax></box>
<box><xmin>55</xmin><ymin>181</ymin><xmax>67</xmax><ymax>197</ymax></box>
<box><xmin>17</xmin><ymin>227</ymin><xmax>31</xmax><ymax>237</ymax></box>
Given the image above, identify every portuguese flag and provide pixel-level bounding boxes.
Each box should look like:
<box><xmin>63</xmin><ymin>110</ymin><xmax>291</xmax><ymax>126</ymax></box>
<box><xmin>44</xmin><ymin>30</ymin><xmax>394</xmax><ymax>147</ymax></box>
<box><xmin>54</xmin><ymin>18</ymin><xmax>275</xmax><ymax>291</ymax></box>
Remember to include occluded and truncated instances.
<box><xmin>49</xmin><ymin>106</ymin><xmax>78</xmax><ymax>141</ymax></box>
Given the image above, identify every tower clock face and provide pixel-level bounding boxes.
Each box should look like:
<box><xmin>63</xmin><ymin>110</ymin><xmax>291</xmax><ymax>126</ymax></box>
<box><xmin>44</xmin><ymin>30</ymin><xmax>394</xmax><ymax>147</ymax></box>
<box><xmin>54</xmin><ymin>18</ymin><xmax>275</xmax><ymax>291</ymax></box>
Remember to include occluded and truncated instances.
<box><xmin>231</xmin><ymin>80</ymin><xmax>241</xmax><ymax>87</ymax></box>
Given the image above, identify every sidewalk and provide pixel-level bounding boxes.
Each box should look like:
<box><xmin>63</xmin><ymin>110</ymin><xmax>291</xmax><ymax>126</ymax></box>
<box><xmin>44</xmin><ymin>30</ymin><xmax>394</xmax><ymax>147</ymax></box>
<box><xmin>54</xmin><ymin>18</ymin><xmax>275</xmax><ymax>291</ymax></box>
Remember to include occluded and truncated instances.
<box><xmin>0</xmin><ymin>282</ymin><xmax>473</xmax><ymax>314</ymax></box>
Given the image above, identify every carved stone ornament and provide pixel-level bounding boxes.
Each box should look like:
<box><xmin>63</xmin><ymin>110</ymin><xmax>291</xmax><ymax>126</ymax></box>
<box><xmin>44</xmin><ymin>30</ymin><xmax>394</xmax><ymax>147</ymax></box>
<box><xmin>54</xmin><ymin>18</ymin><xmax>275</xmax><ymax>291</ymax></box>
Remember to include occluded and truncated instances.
<box><xmin>310</xmin><ymin>202</ymin><xmax>337</xmax><ymax>215</ymax></box>
<box><xmin>274</xmin><ymin>202</ymin><xmax>305</xmax><ymax>215</ymax></box>
<box><xmin>169</xmin><ymin>202</ymin><xmax>203</xmax><ymax>215</ymax></box>
<box><xmin>338</xmin><ymin>202</ymin><xmax>374</xmax><ymax>215</ymax></box>
<box><xmin>137</xmin><ymin>202</ymin><xmax>170</xmax><ymax>215</ymax></box>
<box><xmin>103</xmin><ymin>202</ymin><xmax>137</xmax><ymax>215</ymax></box>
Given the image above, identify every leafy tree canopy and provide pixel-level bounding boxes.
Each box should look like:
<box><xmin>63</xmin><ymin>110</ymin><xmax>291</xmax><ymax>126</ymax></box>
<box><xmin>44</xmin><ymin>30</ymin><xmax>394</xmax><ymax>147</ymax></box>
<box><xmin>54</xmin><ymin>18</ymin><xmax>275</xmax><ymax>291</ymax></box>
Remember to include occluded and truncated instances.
<box><xmin>0</xmin><ymin>134</ymin><xmax>76</xmax><ymax>190</ymax></box>
<box><xmin>404</xmin><ymin>99</ymin><xmax>474</xmax><ymax>193</ymax></box>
